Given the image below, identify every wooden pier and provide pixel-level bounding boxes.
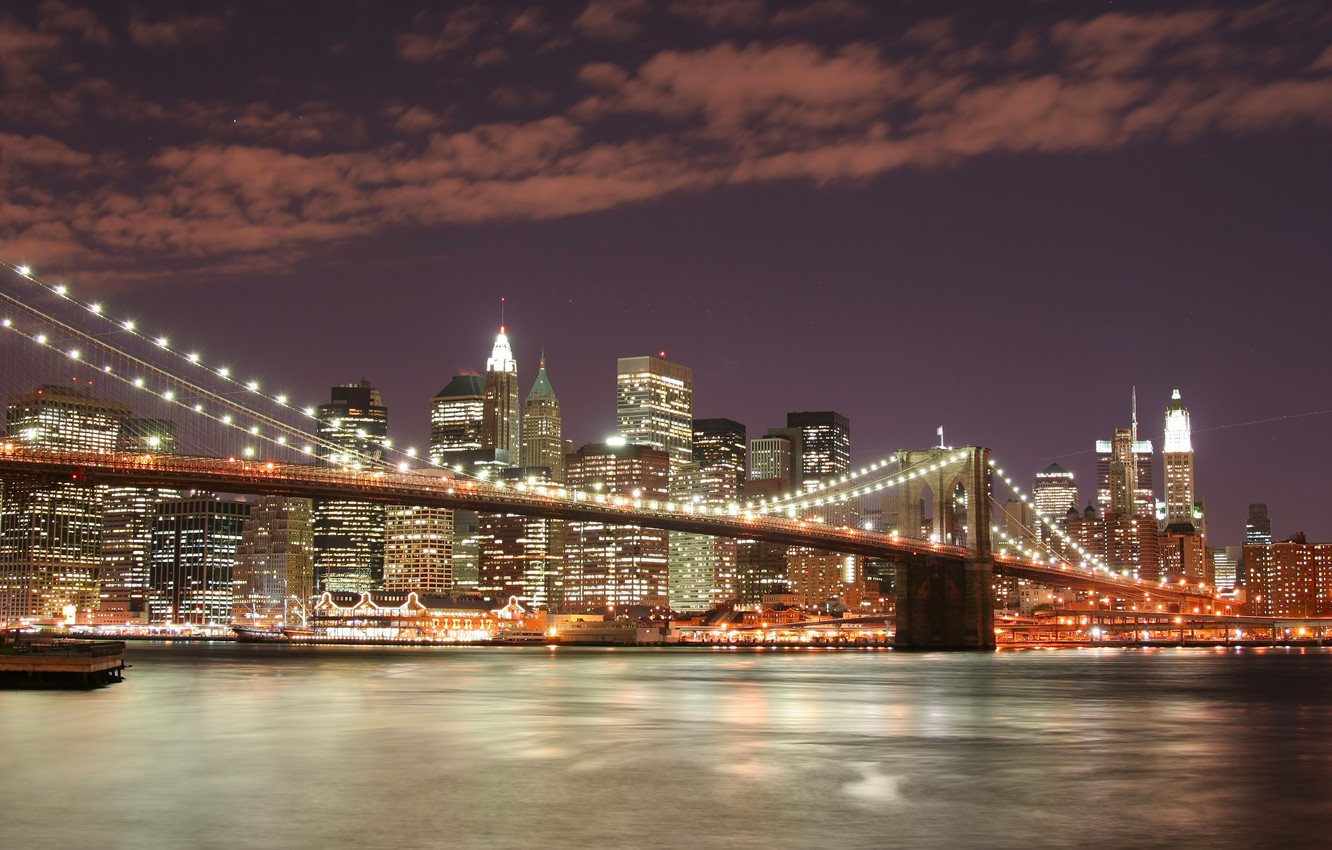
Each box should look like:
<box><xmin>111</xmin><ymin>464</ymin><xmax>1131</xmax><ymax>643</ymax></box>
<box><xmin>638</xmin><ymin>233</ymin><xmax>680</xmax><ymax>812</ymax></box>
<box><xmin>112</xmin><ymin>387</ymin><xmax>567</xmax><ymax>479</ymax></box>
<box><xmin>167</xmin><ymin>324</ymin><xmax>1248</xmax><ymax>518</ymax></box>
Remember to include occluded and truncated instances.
<box><xmin>0</xmin><ymin>639</ymin><xmax>127</xmax><ymax>688</ymax></box>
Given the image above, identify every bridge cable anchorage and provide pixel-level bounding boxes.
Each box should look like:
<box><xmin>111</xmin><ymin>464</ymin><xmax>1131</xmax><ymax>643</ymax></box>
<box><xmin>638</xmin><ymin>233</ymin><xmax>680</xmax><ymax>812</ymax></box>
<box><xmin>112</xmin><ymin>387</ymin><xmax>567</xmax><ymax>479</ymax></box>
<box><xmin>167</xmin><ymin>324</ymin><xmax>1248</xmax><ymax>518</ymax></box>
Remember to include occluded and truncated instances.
<box><xmin>1</xmin><ymin>262</ymin><xmax>480</xmax><ymax>478</ymax></box>
<box><xmin>987</xmin><ymin>456</ymin><xmax>1115</xmax><ymax>575</ymax></box>
<box><xmin>744</xmin><ymin>449</ymin><xmax>971</xmax><ymax>518</ymax></box>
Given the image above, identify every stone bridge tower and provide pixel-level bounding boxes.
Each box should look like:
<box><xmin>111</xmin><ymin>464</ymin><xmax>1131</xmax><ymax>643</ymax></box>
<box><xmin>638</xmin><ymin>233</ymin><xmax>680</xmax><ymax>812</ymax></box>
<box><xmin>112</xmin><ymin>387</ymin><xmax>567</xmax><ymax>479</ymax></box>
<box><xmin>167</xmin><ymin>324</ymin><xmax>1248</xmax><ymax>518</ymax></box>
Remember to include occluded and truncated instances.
<box><xmin>887</xmin><ymin>446</ymin><xmax>994</xmax><ymax>650</ymax></box>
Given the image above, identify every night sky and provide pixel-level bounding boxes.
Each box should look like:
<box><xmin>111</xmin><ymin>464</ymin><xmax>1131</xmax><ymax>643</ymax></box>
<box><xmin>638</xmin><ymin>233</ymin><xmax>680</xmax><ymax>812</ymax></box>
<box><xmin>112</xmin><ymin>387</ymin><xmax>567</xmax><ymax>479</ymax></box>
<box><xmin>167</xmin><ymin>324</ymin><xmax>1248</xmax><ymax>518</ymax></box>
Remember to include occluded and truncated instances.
<box><xmin>3</xmin><ymin>1</ymin><xmax>1330</xmax><ymax>545</ymax></box>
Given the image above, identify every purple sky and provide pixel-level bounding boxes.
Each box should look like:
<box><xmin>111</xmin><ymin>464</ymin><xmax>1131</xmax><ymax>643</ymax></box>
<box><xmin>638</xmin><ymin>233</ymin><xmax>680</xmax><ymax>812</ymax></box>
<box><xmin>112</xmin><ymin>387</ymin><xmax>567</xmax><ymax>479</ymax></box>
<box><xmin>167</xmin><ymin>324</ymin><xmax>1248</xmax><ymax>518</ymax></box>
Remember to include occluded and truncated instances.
<box><xmin>2</xmin><ymin>1</ymin><xmax>1331</xmax><ymax>545</ymax></box>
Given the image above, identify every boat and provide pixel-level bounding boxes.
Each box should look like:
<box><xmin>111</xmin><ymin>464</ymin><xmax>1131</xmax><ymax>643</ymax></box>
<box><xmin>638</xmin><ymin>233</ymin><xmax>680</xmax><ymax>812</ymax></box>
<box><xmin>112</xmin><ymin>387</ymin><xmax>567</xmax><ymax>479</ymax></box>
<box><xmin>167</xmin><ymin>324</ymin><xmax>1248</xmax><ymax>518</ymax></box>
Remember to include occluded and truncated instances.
<box><xmin>232</xmin><ymin>625</ymin><xmax>289</xmax><ymax>643</ymax></box>
<box><xmin>492</xmin><ymin>628</ymin><xmax>550</xmax><ymax>645</ymax></box>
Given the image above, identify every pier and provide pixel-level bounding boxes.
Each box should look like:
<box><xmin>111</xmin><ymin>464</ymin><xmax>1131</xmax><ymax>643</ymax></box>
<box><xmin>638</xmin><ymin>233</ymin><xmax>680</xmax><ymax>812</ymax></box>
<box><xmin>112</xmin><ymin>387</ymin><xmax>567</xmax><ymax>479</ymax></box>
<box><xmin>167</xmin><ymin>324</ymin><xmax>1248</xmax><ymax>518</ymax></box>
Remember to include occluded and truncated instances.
<box><xmin>0</xmin><ymin>639</ymin><xmax>127</xmax><ymax>688</ymax></box>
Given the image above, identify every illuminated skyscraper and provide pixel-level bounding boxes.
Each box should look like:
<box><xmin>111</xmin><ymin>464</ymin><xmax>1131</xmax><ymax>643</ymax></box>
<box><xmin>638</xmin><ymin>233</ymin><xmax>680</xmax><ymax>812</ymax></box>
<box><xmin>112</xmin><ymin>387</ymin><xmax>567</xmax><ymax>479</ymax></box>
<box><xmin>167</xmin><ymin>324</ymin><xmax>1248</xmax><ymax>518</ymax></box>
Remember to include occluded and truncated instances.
<box><xmin>669</xmin><ymin>419</ymin><xmax>746</xmax><ymax>611</ymax></box>
<box><xmin>562</xmin><ymin>442</ymin><xmax>670</xmax><ymax>610</ymax></box>
<box><xmin>313</xmin><ymin>381</ymin><xmax>388</xmax><ymax>592</ymax></box>
<box><xmin>233</xmin><ymin>495</ymin><xmax>314</xmax><ymax>625</ymax></box>
<box><xmin>0</xmin><ymin>385</ymin><xmax>131</xmax><ymax>623</ymax></box>
<box><xmin>430</xmin><ymin>375</ymin><xmax>486</xmax><ymax>464</ymax></box>
<box><xmin>787</xmin><ymin>411</ymin><xmax>850</xmax><ymax>489</ymax></box>
<box><xmin>1033</xmin><ymin>463</ymin><xmax>1077</xmax><ymax>545</ymax></box>
<box><xmin>1095</xmin><ymin>390</ymin><xmax>1154</xmax><ymax>518</ymax></box>
<box><xmin>148</xmin><ymin>495</ymin><xmax>250</xmax><ymax>625</ymax></box>
<box><xmin>616</xmin><ymin>355</ymin><xmax>693</xmax><ymax>468</ymax></box>
<box><xmin>521</xmin><ymin>355</ymin><xmax>563</xmax><ymax>481</ymax></box>
<box><xmin>98</xmin><ymin>419</ymin><xmax>184</xmax><ymax>625</ymax></box>
<box><xmin>483</xmin><ymin>326</ymin><xmax>520</xmax><ymax>467</ymax></box>
<box><xmin>384</xmin><ymin>503</ymin><xmax>454</xmax><ymax>595</ymax></box>
<box><xmin>692</xmin><ymin>419</ymin><xmax>746</xmax><ymax>494</ymax></box>
<box><xmin>1245</xmin><ymin>504</ymin><xmax>1273</xmax><ymax>546</ymax></box>
<box><xmin>478</xmin><ymin>467</ymin><xmax>562</xmax><ymax>607</ymax></box>
<box><xmin>1162</xmin><ymin>387</ymin><xmax>1201</xmax><ymax>531</ymax></box>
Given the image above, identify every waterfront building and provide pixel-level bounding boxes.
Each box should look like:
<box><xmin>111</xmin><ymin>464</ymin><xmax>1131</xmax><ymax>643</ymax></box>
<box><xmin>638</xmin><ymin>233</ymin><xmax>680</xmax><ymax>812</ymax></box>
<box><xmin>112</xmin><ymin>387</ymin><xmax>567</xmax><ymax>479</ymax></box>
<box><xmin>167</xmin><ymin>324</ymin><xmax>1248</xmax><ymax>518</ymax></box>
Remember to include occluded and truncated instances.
<box><xmin>1211</xmin><ymin>545</ymin><xmax>1242</xmax><ymax>590</ymax></box>
<box><xmin>482</xmin><ymin>326</ymin><xmax>521</xmax><ymax>465</ymax></box>
<box><xmin>1244</xmin><ymin>534</ymin><xmax>1332</xmax><ymax>617</ymax></box>
<box><xmin>616</xmin><ymin>355</ymin><xmax>694</xmax><ymax>468</ymax></box>
<box><xmin>0</xmin><ymin>385</ymin><xmax>131</xmax><ymax>623</ymax></box>
<box><xmin>478</xmin><ymin>467</ymin><xmax>562</xmax><ymax>608</ymax></box>
<box><xmin>313</xmin><ymin>381</ymin><xmax>388</xmax><ymax>592</ymax></box>
<box><xmin>430</xmin><ymin>375</ymin><xmax>486</xmax><ymax>466</ymax></box>
<box><xmin>309</xmin><ymin>590</ymin><xmax>525</xmax><ymax>642</ymax></box>
<box><xmin>233</xmin><ymin>496</ymin><xmax>315</xmax><ymax>625</ymax></box>
<box><xmin>384</xmin><ymin>503</ymin><xmax>454</xmax><ymax>595</ymax></box>
<box><xmin>562</xmin><ymin>441</ymin><xmax>670</xmax><ymax>610</ymax></box>
<box><xmin>520</xmin><ymin>355</ymin><xmax>564</xmax><ymax>481</ymax></box>
<box><xmin>148</xmin><ymin>495</ymin><xmax>250</xmax><ymax>625</ymax></box>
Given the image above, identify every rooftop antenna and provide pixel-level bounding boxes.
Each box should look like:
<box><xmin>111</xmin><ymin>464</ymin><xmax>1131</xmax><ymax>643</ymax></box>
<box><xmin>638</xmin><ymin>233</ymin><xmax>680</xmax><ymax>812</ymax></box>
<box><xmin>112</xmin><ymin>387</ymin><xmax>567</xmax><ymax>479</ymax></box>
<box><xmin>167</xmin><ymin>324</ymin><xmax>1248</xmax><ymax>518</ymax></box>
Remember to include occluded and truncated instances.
<box><xmin>500</xmin><ymin>296</ymin><xmax>506</xmax><ymax>333</ymax></box>
<box><xmin>1131</xmin><ymin>385</ymin><xmax>1138</xmax><ymax>441</ymax></box>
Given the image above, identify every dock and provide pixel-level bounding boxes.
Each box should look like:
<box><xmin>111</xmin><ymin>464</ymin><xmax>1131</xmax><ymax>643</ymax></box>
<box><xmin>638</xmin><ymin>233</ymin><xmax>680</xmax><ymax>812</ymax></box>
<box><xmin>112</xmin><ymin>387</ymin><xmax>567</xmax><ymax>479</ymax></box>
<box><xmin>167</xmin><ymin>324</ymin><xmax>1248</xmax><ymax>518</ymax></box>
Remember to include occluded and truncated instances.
<box><xmin>0</xmin><ymin>639</ymin><xmax>127</xmax><ymax>688</ymax></box>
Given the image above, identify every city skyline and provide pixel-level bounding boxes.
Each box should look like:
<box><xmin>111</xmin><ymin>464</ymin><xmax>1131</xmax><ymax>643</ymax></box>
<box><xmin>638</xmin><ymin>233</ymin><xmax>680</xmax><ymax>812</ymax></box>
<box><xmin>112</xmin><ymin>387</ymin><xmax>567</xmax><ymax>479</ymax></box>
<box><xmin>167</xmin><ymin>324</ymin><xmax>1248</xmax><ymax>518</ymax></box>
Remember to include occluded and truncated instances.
<box><xmin>1</xmin><ymin>1</ymin><xmax>1329</xmax><ymax>544</ymax></box>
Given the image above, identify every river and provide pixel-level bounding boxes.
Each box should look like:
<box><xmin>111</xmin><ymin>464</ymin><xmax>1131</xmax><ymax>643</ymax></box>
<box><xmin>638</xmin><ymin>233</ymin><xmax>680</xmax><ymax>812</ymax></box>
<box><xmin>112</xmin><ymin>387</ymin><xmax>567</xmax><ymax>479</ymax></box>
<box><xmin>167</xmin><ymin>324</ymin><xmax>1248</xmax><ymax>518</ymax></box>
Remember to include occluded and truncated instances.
<box><xmin>2</xmin><ymin>643</ymin><xmax>1330</xmax><ymax>849</ymax></box>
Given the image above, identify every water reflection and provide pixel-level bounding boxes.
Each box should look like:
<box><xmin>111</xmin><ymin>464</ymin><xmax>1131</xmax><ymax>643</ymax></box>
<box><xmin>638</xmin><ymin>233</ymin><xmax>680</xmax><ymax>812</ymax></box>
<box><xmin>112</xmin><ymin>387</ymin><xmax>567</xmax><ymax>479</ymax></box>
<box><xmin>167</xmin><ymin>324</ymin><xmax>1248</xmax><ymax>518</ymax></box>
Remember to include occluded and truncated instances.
<box><xmin>2</xmin><ymin>645</ymin><xmax>1331</xmax><ymax>849</ymax></box>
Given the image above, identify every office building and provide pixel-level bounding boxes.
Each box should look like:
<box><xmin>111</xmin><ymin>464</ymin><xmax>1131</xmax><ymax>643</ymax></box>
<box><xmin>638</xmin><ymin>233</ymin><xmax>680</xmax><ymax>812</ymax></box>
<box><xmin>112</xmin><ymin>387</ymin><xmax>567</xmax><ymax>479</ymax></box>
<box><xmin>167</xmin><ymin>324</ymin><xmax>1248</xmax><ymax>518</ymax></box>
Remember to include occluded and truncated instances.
<box><xmin>1095</xmin><ymin>390</ymin><xmax>1154</xmax><ymax>518</ymax></box>
<box><xmin>787</xmin><ymin>411</ymin><xmax>850</xmax><ymax>489</ymax></box>
<box><xmin>384</xmin><ymin>503</ymin><xmax>454</xmax><ymax>595</ymax></box>
<box><xmin>562</xmin><ymin>441</ymin><xmax>670</xmax><ymax>610</ymax></box>
<box><xmin>98</xmin><ymin>418</ymin><xmax>184</xmax><ymax>625</ymax></box>
<box><xmin>482</xmin><ymin>326</ymin><xmax>521</xmax><ymax>465</ymax></box>
<box><xmin>521</xmin><ymin>355</ymin><xmax>564</xmax><ymax>481</ymax></box>
<box><xmin>616</xmin><ymin>355</ymin><xmax>693</xmax><ymax>468</ymax></box>
<box><xmin>0</xmin><ymin>385</ymin><xmax>131</xmax><ymax>623</ymax></box>
<box><xmin>1245</xmin><ymin>504</ymin><xmax>1273</xmax><ymax>546</ymax></box>
<box><xmin>1244</xmin><ymin>534</ymin><xmax>1332</xmax><ymax>617</ymax></box>
<box><xmin>1033</xmin><ymin>463</ymin><xmax>1078</xmax><ymax>542</ymax></box>
<box><xmin>478</xmin><ymin>468</ymin><xmax>562</xmax><ymax>607</ymax></box>
<box><xmin>148</xmin><ymin>495</ymin><xmax>250</xmax><ymax>625</ymax></box>
<box><xmin>313</xmin><ymin>381</ymin><xmax>388</xmax><ymax>592</ymax></box>
<box><xmin>692</xmin><ymin>418</ymin><xmax>746</xmax><ymax>494</ymax></box>
<box><xmin>1162</xmin><ymin>388</ymin><xmax>1202</xmax><ymax>532</ymax></box>
<box><xmin>233</xmin><ymin>496</ymin><xmax>315</xmax><ymax>625</ymax></box>
<box><xmin>430</xmin><ymin>375</ymin><xmax>486</xmax><ymax>465</ymax></box>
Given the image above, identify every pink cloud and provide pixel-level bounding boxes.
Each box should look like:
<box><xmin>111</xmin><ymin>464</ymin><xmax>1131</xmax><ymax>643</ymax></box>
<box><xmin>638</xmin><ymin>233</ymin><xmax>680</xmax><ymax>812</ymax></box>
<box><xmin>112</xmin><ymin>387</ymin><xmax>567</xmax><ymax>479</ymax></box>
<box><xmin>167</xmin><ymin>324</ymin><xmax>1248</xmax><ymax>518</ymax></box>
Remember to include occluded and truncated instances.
<box><xmin>128</xmin><ymin>13</ymin><xmax>226</xmax><ymax>47</ymax></box>
<box><xmin>574</xmin><ymin>0</ymin><xmax>651</xmax><ymax>41</ymax></box>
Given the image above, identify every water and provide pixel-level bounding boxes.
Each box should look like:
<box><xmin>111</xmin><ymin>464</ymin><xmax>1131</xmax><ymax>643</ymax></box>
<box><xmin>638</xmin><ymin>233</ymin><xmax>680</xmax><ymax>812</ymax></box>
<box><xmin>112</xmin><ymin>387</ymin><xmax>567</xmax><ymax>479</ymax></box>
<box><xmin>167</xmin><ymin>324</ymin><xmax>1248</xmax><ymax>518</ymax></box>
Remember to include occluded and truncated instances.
<box><xmin>2</xmin><ymin>644</ymin><xmax>1331</xmax><ymax>850</ymax></box>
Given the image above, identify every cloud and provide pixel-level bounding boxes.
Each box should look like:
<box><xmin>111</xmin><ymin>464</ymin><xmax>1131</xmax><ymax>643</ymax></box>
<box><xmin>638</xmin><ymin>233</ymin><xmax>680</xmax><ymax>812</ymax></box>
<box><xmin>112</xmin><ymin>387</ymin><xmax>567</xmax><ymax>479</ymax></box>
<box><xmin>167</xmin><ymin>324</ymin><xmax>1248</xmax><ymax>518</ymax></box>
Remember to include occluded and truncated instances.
<box><xmin>38</xmin><ymin>1</ymin><xmax>112</xmax><ymax>45</ymax></box>
<box><xmin>770</xmin><ymin>0</ymin><xmax>871</xmax><ymax>27</ymax></box>
<box><xmin>397</xmin><ymin>5</ymin><xmax>491</xmax><ymax>62</ymax></box>
<box><xmin>4</xmin><ymin>5</ymin><xmax>1332</xmax><ymax>281</ymax></box>
<box><xmin>128</xmin><ymin>12</ymin><xmax>226</xmax><ymax>47</ymax></box>
<box><xmin>668</xmin><ymin>0</ymin><xmax>766</xmax><ymax>29</ymax></box>
<box><xmin>573</xmin><ymin>0</ymin><xmax>651</xmax><ymax>41</ymax></box>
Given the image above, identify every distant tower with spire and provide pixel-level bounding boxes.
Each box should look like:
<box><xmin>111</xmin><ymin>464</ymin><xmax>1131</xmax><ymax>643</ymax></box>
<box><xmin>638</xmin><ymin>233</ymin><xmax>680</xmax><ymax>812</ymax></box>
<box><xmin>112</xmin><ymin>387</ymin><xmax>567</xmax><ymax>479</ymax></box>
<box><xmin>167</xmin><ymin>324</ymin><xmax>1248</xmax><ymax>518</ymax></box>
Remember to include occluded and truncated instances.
<box><xmin>482</xmin><ymin>311</ymin><xmax>520</xmax><ymax>467</ymax></box>
<box><xmin>521</xmin><ymin>352</ymin><xmax>564</xmax><ymax>481</ymax></box>
<box><xmin>1162</xmin><ymin>387</ymin><xmax>1200</xmax><ymax>531</ymax></box>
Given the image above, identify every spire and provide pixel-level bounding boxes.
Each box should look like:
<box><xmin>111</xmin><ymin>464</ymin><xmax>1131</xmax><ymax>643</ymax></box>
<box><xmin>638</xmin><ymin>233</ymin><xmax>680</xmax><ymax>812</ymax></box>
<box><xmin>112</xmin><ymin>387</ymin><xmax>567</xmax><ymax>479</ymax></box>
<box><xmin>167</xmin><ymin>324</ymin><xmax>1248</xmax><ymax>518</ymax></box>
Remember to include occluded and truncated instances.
<box><xmin>487</xmin><ymin>326</ymin><xmax>516</xmax><ymax>374</ymax></box>
<box><xmin>527</xmin><ymin>350</ymin><xmax>556</xmax><ymax>402</ymax></box>
<box><xmin>1131</xmin><ymin>385</ymin><xmax>1138</xmax><ymax>442</ymax></box>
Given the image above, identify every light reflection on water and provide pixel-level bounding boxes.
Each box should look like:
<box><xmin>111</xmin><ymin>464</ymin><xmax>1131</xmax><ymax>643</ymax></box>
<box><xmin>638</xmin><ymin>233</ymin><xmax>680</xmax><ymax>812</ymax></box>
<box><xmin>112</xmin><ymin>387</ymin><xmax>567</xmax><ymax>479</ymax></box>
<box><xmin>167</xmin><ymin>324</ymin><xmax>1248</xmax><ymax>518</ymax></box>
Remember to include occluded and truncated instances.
<box><xmin>2</xmin><ymin>644</ymin><xmax>1331</xmax><ymax>850</ymax></box>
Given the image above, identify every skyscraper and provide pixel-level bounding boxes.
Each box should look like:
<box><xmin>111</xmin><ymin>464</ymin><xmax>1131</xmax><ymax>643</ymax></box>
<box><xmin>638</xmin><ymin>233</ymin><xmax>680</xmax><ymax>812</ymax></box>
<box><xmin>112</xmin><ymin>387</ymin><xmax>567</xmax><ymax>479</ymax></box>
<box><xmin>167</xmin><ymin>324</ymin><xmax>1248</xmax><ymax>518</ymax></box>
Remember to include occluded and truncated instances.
<box><xmin>478</xmin><ymin>467</ymin><xmax>562</xmax><ymax>607</ymax></box>
<box><xmin>98</xmin><ymin>418</ymin><xmax>184</xmax><ymax>625</ymax></box>
<box><xmin>1033</xmin><ymin>463</ymin><xmax>1078</xmax><ymax>546</ymax></box>
<box><xmin>1162</xmin><ymin>387</ymin><xmax>1201</xmax><ymax>532</ymax></box>
<box><xmin>787</xmin><ymin>411</ymin><xmax>850</xmax><ymax>489</ymax></box>
<box><xmin>430</xmin><ymin>375</ymin><xmax>486</xmax><ymax>465</ymax></box>
<box><xmin>616</xmin><ymin>355</ymin><xmax>693</xmax><ymax>468</ymax></box>
<box><xmin>149</xmin><ymin>495</ymin><xmax>251</xmax><ymax>625</ymax></box>
<box><xmin>521</xmin><ymin>354</ymin><xmax>563</xmax><ymax>481</ymax></box>
<box><xmin>233</xmin><ymin>495</ymin><xmax>314</xmax><ymax>625</ymax></box>
<box><xmin>313</xmin><ymin>381</ymin><xmax>388</xmax><ymax>592</ymax></box>
<box><xmin>669</xmin><ymin>419</ymin><xmax>746</xmax><ymax>611</ymax></box>
<box><xmin>562</xmin><ymin>441</ymin><xmax>670</xmax><ymax>611</ymax></box>
<box><xmin>384</xmin><ymin>503</ymin><xmax>454</xmax><ymax>595</ymax></box>
<box><xmin>482</xmin><ymin>326</ymin><xmax>520</xmax><ymax>466</ymax></box>
<box><xmin>1095</xmin><ymin>391</ymin><xmax>1154</xmax><ymax>518</ymax></box>
<box><xmin>0</xmin><ymin>385</ymin><xmax>132</xmax><ymax>623</ymax></box>
<box><xmin>1246</xmin><ymin>503</ymin><xmax>1273</xmax><ymax>546</ymax></box>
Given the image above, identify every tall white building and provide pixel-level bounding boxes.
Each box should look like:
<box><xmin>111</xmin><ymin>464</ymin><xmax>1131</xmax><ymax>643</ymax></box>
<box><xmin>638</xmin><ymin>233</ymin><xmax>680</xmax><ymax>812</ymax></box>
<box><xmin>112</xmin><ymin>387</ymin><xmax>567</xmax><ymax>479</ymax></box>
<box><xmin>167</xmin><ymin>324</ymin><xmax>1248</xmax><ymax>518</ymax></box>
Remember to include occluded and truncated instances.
<box><xmin>1162</xmin><ymin>387</ymin><xmax>1201</xmax><ymax>532</ymax></box>
<box><xmin>483</xmin><ymin>326</ymin><xmax>520</xmax><ymax>466</ymax></box>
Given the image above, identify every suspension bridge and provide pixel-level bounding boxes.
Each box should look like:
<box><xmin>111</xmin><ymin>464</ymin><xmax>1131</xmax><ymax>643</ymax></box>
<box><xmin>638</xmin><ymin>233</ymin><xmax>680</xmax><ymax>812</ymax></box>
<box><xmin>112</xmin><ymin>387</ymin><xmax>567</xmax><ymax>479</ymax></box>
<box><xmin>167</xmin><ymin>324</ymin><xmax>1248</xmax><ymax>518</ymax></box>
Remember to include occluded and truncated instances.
<box><xmin>0</xmin><ymin>263</ymin><xmax>1221</xmax><ymax>648</ymax></box>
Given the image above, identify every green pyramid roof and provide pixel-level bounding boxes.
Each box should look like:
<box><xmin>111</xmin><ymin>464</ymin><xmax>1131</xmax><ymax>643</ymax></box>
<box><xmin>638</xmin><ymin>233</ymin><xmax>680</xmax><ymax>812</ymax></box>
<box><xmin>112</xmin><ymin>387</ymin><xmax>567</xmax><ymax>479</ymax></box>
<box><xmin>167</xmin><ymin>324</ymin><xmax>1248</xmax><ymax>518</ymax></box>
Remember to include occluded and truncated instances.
<box><xmin>527</xmin><ymin>356</ymin><xmax>556</xmax><ymax>402</ymax></box>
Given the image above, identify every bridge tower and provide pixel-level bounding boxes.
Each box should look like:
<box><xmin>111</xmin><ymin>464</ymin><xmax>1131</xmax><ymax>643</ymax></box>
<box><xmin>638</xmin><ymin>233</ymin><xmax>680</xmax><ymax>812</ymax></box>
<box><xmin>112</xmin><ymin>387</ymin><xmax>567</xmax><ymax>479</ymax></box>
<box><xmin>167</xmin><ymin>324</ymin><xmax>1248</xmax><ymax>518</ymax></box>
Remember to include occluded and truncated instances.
<box><xmin>888</xmin><ymin>446</ymin><xmax>994</xmax><ymax>650</ymax></box>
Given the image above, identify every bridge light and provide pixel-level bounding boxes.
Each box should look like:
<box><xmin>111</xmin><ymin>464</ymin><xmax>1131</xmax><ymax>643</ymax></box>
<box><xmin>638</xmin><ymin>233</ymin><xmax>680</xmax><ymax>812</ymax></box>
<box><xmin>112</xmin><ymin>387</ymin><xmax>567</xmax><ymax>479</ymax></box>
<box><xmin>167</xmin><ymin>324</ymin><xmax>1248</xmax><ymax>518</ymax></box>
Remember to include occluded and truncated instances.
<box><xmin>302</xmin><ymin>445</ymin><xmax>313</xmax><ymax>454</ymax></box>
<box><xmin>67</xmin><ymin>348</ymin><xmax>79</xmax><ymax>359</ymax></box>
<box><xmin>243</xmin><ymin>447</ymin><xmax>255</xmax><ymax>457</ymax></box>
<box><xmin>249</xmin><ymin>426</ymin><xmax>260</xmax><ymax>435</ymax></box>
<box><xmin>406</xmin><ymin>447</ymin><xmax>417</xmax><ymax>458</ymax></box>
<box><xmin>275</xmin><ymin>394</ymin><xmax>287</xmax><ymax>404</ymax></box>
<box><xmin>156</xmin><ymin>337</ymin><xmax>168</xmax><ymax>348</ymax></box>
<box><xmin>276</xmin><ymin>436</ymin><xmax>286</xmax><ymax>445</ymax></box>
<box><xmin>193</xmin><ymin>404</ymin><xmax>203</xmax><ymax>412</ymax></box>
<box><xmin>247</xmin><ymin>380</ymin><xmax>259</xmax><ymax>392</ymax></box>
<box><xmin>122</xmin><ymin>319</ymin><xmax>135</xmax><ymax>331</ymax></box>
<box><xmin>17</xmin><ymin>265</ymin><xmax>30</xmax><ymax>276</ymax></box>
<box><xmin>133</xmin><ymin>377</ymin><xmax>144</xmax><ymax>388</ymax></box>
<box><xmin>34</xmin><ymin>333</ymin><xmax>46</xmax><ymax>344</ymax></box>
<box><xmin>222</xmin><ymin>414</ymin><xmax>233</xmax><ymax>424</ymax></box>
<box><xmin>55</xmin><ymin>284</ymin><xmax>67</xmax><ymax>296</ymax></box>
<box><xmin>218</xmin><ymin>367</ymin><xmax>230</xmax><ymax>378</ymax></box>
<box><xmin>162</xmin><ymin>390</ymin><xmax>174</xmax><ymax>401</ymax></box>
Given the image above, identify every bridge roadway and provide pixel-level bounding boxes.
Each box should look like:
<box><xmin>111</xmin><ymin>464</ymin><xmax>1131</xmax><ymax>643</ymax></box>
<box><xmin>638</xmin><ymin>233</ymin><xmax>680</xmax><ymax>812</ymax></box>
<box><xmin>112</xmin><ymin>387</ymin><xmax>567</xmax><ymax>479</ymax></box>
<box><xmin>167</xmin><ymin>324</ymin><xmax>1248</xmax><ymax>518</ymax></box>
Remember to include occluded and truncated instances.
<box><xmin>0</xmin><ymin>446</ymin><xmax>1208</xmax><ymax>605</ymax></box>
